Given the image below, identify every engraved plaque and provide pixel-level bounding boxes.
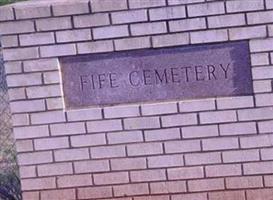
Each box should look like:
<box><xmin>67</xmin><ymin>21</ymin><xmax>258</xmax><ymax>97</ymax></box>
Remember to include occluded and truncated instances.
<box><xmin>60</xmin><ymin>41</ymin><xmax>253</xmax><ymax>108</ymax></box>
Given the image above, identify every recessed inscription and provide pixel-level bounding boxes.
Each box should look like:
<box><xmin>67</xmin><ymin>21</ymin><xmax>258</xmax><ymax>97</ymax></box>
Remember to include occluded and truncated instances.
<box><xmin>61</xmin><ymin>41</ymin><xmax>253</xmax><ymax>108</ymax></box>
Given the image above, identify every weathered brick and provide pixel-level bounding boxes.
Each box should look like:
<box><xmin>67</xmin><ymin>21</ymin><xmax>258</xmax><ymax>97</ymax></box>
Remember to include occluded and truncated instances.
<box><xmin>4</xmin><ymin>61</ymin><xmax>22</xmax><ymax>74</ymax></box>
<box><xmin>208</xmin><ymin>14</ymin><xmax>246</xmax><ymax>28</ymax></box>
<box><xmin>54</xmin><ymin>148</ymin><xmax>89</xmax><ymax>161</ymax></box>
<box><xmin>16</xmin><ymin>140</ymin><xmax>33</xmax><ymax>152</ymax></box>
<box><xmin>187</xmin><ymin>2</ymin><xmax>225</xmax><ymax>17</ymax></box>
<box><xmin>169</xmin><ymin>0</ymin><xmax>204</xmax><ymax>5</ymax></box>
<box><xmin>149</xmin><ymin>6</ymin><xmax>186</xmax><ymax>21</ymax></box>
<box><xmin>0</xmin><ymin>21</ymin><xmax>34</xmax><ymax>35</ymax></box>
<box><xmin>111</xmin><ymin>157</ymin><xmax>146</xmax><ymax>170</ymax></box>
<box><xmin>31</xmin><ymin>111</ymin><xmax>66</xmax><ymax>124</ymax></box>
<box><xmin>130</xmin><ymin>169</ymin><xmax>166</xmax><ymax>182</ymax></box>
<box><xmin>52</xmin><ymin>1</ymin><xmax>89</xmax><ymax>16</ymax></box>
<box><xmin>18</xmin><ymin>151</ymin><xmax>53</xmax><ymax>165</ymax></box>
<box><xmin>114</xmin><ymin>183</ymin><xmax>149</xmax><ymax>197</ymax></box>
<box><xmin>34</xmin><ymin>137</ymin><xmax>69</xmax><ymax>150</ymax></box>
<box><xmin>142</xmin><ymin>102</ymin><xmax>177</xmax><ymax>115</ymax></box>
<box><xmin>91</xmin><ymin>0</ymin><xmax>127</xmax><ymax>12</ymax></box>
<box><xmin>12</xmin><ymin>114</ymin><xmax>29</xmax><ymax>126</ymax></box>
<box><xmin>26</xmin><ymin>85</ymin><xmax>62</xmax><ymax>98</ymax></box>
<box><xmin>3</xmin><ymin>47</ymin><xmax>39</xmax><ymax>61</ymax></box>
<box><xmin>14</xmin><ymin>125</ymin><xmax>49</xmax><ymax>139</ymax></box>
<box><xmin>247</xmin><ymin>189</ymin><xmax>273</xmax><ymax>200</ymax></box>
<box><xmin>168</xmin><ymin>166</ymin><xmax>204</xmax><ymax>180</ymax></box>
<box><xmin>229</xmin><ymin>26</ymin><xmax>267</xmax><ymax>40</ymax></box>
<box><xmin>264</xmin><ymin>175</ymin><xmax>273</xmax><ymax>186</ymax></box>
<box><xmin>253</xmin><ymin>80</ymin><xmax>272</xmax><ymax>93</ymax></box>
<box><xmin>252</xmin><ymin>66</ymin><xmax>273</xmax><ymax>79</ymax></box>
<box><xmin>150</xmin><ymin>181</ymin><xmax>186</xmax><ymax>194</ymax></box>
<box><xmin>259</xmin><ymin>120</ymin><xmax>273</xmax><ymax>133</ymax></box>
<box><xmin>238</xmin><ymin>107</ymin><xmax>273</xmax><ymax>121</ymax></box>
<box><xmin>15</xmin><ymin>5</ymin><xmax>51</xmax><ymax>19</ymax></box>
<box><xmin>165</xmin><ymin>140</ymin><xmax>201</xmax><ymax>153</ymax></box>
<box><xmin>57</xmin><ymin>174</ymin><xmax>92</xmax><ymax>188</ymax></box>
<box><xmin>219</xmin><ymin>122</ymin><xmax>257</xmax><ymax>136</ymax></box>
<box><xmin>107</xmin><ymin>131</ymin><xmax>143</xmax><ymax>144</ymax></box>
<box><xmin>87</xmin><ymin>119</ymin><xmax>122</xmax><ymax>133</ymax></box>
<box><xmin>188</xmin><ymin>178</ymin><xmax>224</xmax><ymax>192</ymax></box>
<box><xmin>0</xmin><ymin>6</ymin><xmax>14</xmax><ymax>21</ymax></box>
<box><xmin>172</xmin><ymin>193</ymin><xmax>207</xmax><ymax>200</ymax></box>
<box><xmin>250</xmin><ymin>38</ymin><xmax>273</xmax><ymax>52</ymax></box>
<box><xmin>10</xmin><ymin>100</ymin><xmax>45</xmax><ymax>113</ymax></box>
<box><xmin>145</xmin><ymin>128</ymin><xmax>181</xmax><ymax>141</ymax></box>
<box><xmin>94</xmin><ymin>172</ymin><xmax>129</xmax><ymax>185</ymax></box>
<box><xmin>104</xmin><ymin>105</ymin><xmax>140</xmax><ymax>118</ymax></box>
<box><xmin>38</xmin><ymin>163</ymin><xmax>73</xmax><ymax>176</ymax></box>
<box><xmin>266</xmin><ymin>0</ymin><xmax>273</xmax><ymax>9</ymax></box>
<box><xmin>228</xmin><ymin>176</ymin><xmax>263</xmax><ymax>189</ymax></box>
<box><xmin>56</xmin><ymin>29</ymin><xmax>91</xmax><ymax>43</ymax></box>
<box><xmin>22</xmin><ymin>192</ymin><xmax>39</xmax><ymax>200</ymax></box>
<box><xmin>7</xmin><ymin>73</ymin><xmax>41</xmax><ymax>87</ymax></box>
<box><xmin>24</xmin><ymin>58</ymin><xmax>59</xmax><ymax>72</ymax></box>
<box><xmin>111</xmin><ymin>9</ymin><xmax>147</xmax><ymax>24</ymax></box>
<box><xmin>256</xmin><ymin>93</ymin><xmax>273</xmax><ymax>106</ymax></box>
<box><xmin>41</xmin><ymin>189</ymin><xmax>76</xmax><ymax>200</ymax></box>
<box><xmin>179</xmin><ymin>98</ymin><xmax>215</xmax><ymax>112</ymax></box>
<box><xmin>73</xmin><ymin>13</ymin><xmax>110</xmax><ymax>28</ymax></box>
<box><xmin>124</xmin><ymin>117</ymin><xmax>160</xmax><ymax>130</ymax></box>
<box><xmin>71</xmin><ymin>134</ymin><xmax>106</xmax><ymax>147</ymax></box>
<box><xmin>205</xmin><ymin>164</ymin><xmax>242</xmax><ymax>177</ymax></box>
<box><xmin>43</xmin><ymin>71</ymin><xmax>60</xmax><ymax>84</ymax></box>
<box><xmin>36</xmin><ymin>17</ymin><xmax>72</xmax><ymax>31</ymax></box>
<box><xmin>129</xmin><ymin>0</ymin><xmax>165</xmax><ymax>9</ymax></box>
<box><xmin>77</xmin><ymin>40</ymin><xmax>114</xmax><ymax>54</ymax></box>
<box><xmin>40</xmin><ymin>44</ymin><xmax>76</xmax><ymax>57</ymax></box>
<box><xmin>91</xmin><ymin>145</ymin><xmax>125</xmax><ymax>158</ymax></box>
<box><xmin>227</xmin><ymin>0</ymin><xmax>264</xmax><ymax>13</ymax></box>
<box><xmin>21</xmin><ymin>177</ymin><xmax>56</xmax><ymax>191</ymax></box>
<box><xmin>191</xmin><ymin>29</ymin><xmax>228</xmax><ymax>44</ymax></box>
<box><xmin>1</xmin><ymin>35</ymin><xmax>18</xmax><ymax>47</ymax></box>
<box><xmin>50</xmin><ymin>122</ymin><xmax>85</xmax><ymax>136</ymax></box>
<box><xmin>162</xmin><ymin>113</ymin><xmax>197</xmax><ymax>127</ymax></box>
<box><xmin>223</xmin><ymin>149</ymin><xmax>260</xmax><ymax>163</ymax></box>
<box><xmin>209</xmin><ymin>191</ymin><xmax>246</xmax><ymax>200</ymax></box>
<box><xmin>131</xmin><ymin>22</ymin><xmax>167</xmax><ymax>36</ymax></box>
<box><xmin>114</xmin><ymin>37</ymin><xmax>150</xmax><ymax>51</ymax></box>
<box><xmin>148</xmin><ymin>154</ymin><xmax>184</xmax><ymax>168</ymax></box>
<box><xmin>241</xmin><ymin>134</ymin><xmax>273</xmax><ymax>148</ymax></box>
<box><xmin>185</xmin><ymin>152</ymin><xmax>221</xmax><ymax>165</ymax></box>
<box><xmin>20</xmin><ymin>166</ymin><xmax>36</xmax><ymax>178</ymax></box>
<box><xmin>67</xmin><ymin>108</ymin><xmax>102</xmax><ymax>121</ymax></box>
<box><xmin>169</xmin><ymin>18</ymin><xmax>206</xmax><ymax>32</ymax></box>
<box><xmin>182</xmin><ymin>125</ymin><xmax>218</xmax><ymax>138</ymax></box>
<box><xmin>217</xmin><ymin>96</ymin><xmax>254</xmax><ymax>109</ymax></box>
<box><xmin>74</xmin><ymin>160</ymin><xmax>109</xmax><ymax>173</ymax></box>
<box><xmin>93</xmin><ymin>25</ymin><xmax>129</xmax><ymax>39</ymax></box>
<box><xmin>128</xmin><ymin>143</ymin><xmax>163</xmax><ymax>156</ymax></box>
<box><xmin>244</xmin><ymin>161</ymin><xmax>273</xmax><ymax>175</ymax></box>
<box><xmin>152</xmin><ymin>33</ymin><xmax>189</xmax><ymax>48</ymax></box>
<box><xmin>251</xmin><ymin>53</ymin><xmax>270</xmax><ymax>66</ymax></box>
<box><xmin>261</xmin><ymin>148</ymin><xmax>273</xmax><ymax>160</ymax></box>
<box><xmin>78</xmin><ymin>186</ymin><xmax>112</xmax><ymax>199</ymax></box>
<box><xmin>202</xmin><ymin>137</ymin><xmax>239</xmax><ymax>151</ymax></box>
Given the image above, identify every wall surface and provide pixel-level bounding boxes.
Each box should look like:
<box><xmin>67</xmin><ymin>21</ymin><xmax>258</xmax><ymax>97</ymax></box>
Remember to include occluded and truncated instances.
<box><xmin>1</xmin><ymin>0</ymin><xmax>273</xmax><ymax>199</ymax></box>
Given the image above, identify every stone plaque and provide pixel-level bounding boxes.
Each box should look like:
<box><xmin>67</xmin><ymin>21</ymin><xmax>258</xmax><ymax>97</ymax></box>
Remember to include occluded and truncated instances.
<box><xmin>60</xmin><ymin>41</ymin><xmax>253</xmax><ymax>108</ymax></box>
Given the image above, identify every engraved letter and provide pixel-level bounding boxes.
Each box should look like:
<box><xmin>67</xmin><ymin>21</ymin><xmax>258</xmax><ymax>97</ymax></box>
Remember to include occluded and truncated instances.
<box><xmin>207</xmin><ymin>65</ymin><xmax>217</xmax><ymax>80</ymax></box>
<box><xmin>80</xmin><ymin>75</ymin><xmax>88</xmax><ymax>91</ymax></box>
<box><xmin>194</xmin><ymin>66</ymin><xmax>205</xmax><ymax>81</ymax></box>
<box><xmin>98</xmin><ymin>74</ymin><xmax>106</xmax><ymax>89</ymax></box>
<box><xmin>109</xmin><ymin>73</ymin><xmax>119</xmax><ymax>88</ymax></box>
<box><xmin>220</xmin><ymin>63</ymin><xmax>230</xmax><ymax>79</ymax></box>
<box><xmin>155</xmin><ymin>69</ymin><xmax>168</xmax><ymax>84</ymax></box>
<box><xmin>170</xmin><ymin>67</ymin><xmax>180</xmax><ymax>83</ymax></box>
<box><xmin>143</xmin><ymin>70</ymin><xmax>152</xmax><ymax>85</ymax></box>
<box><xmin>129</xmin><ymin>71</ymin><xmax>140</xmax><ymax>86</ymax></box>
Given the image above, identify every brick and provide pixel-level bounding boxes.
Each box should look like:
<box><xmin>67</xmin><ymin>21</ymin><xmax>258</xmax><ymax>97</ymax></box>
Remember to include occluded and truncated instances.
<box><xmin>130</xmin><ymin>169</ymin><xmax>166</xmax><ymax>182</ymax></box>
<box><xmin>0</xmin><ymin>7</ymin><xmax>14</xmax><ymax>21</ymax></box>
<box><xmin>261</xmin><ymin>148</ymin><xmax>273</xmax><ymax>160</ymax></box>
<box><xmin>150</xmin><ymin>181</ymin><xmax>186</xmax><ymax>194</ymax></box>
<box><xmin>20</xmin><ymin>166</ymin><xmax>36</xmax><ymax>178</ymax></box>
<box><xmin>47</xmin><ymin>97</ymin><xmax>63</xmax><ymax>109</ymax></box>
<box><xmin>124</xmin><ymin>117</ymin><xmax>160</xmax><ymax>130</ymax></box>
<box><xmin>219</xmin><ymin>122</ymin><xmax>257</xmax><ymax>136</ymax></box>
<box><xmin>188</xmin><ymin>178</ymin><xmax>224</xmax><ymax>192</ymax></box>
<box><xmin>208</xmin><ymin>14</ymin><xmax>245</xmax><ymax>28</ymax></box>
<box><xmin>14</xmin><ymin>125</ymin><xmax>49</xmax><ymax>139</ymax></box>
<box><xmin>67</xmin><ymin>108</ymin><xmax>102</xmax><ymax>121</ymax></box>
<box><xmin>182</xmin><ymin>125</ymin><xmax>218</xmax><ymax>138</ymax></box>
<box><xmin>10</xmin><ymin>100</ymin><xmax>45</xmax><ymax>113</ymax></box>
<box><xmin>41</xmin><ymin>189</ymin><xmax>76</xmax><ymax>200</ymax></box>
<box><xmin>226</xmin><ymin>176</ymin><xmax>263</xmax><ymax>189</ymax></box>
<box><xmin>252</xmin><ymin>66</ymin><xmax>273</xmax><ymax>79</ymax></box>
<box><xmin>179</xmin><ymin>98</ymin><xmax>215</xmax><ymax>112</ymax></box>
<box><xmin>111</xmin><ymin>9</ymin><xmax>147</xmax><ymax>24</ymax></box>
<box><xmin>74</xmin><ymin>160</ymin><xmax>109</xmax><ymax>173</ymax></box>
<box><xmin>149</xmin><ymin>6</ymin><xmax>186</xmax><ymax>21</ymax></box>
<box><xmin>256</xmin><ymin>93</ymin><xmax>273</xmax><ymax>106</ymax></box>
<box><xmin>111</xmin><ymin>157</ymin><xmax>146</xmax><ymax>170</ymax></box>
<box><xmin>77</xmin><ymin>40</ymin><xmax>114</xmax><ymax>54</ymax></box>
<box><xmin>148</xmin><ymin>154</ymin><xmax>184</xmax><ymax>168</ymax></box>
<box><xmin>94</xmin><ymin>172</ymin><xmax>129</xmax><ymax>185</ymax></box>
<box><xmin>142</xmin><ymin>102</ymin><xmax>177</xmax><ymax>115</ymax></box>
<box><xmin>200</xmin><ymin>110</ymin><xmax>237</xmax><ymax>124</ymax></box>
<box><xmin>18</xmin><ymin>151</ymin><xmax>52</xmax><ymax>165</ymax></box>
<box><xmin>191</xmin><ymin>29</ymin><xmax>228</xmax><ymax>44</ymax></box>
<box><xmin>152</xmin><ymin>33</ymin><xmax>189</xmax><ymax>48</ymax></box>
<box><xmin>104</xmin><ymin>105</ymin><xmax>140</xmax><ymax>118</ymax></box>
<box><xmin>229</xmin><ymin>26</ymin><xmax>267</xmax><ymax>40</ymax></box>
<box><xmin>266</xmin><ymin>0</ymin><xmax>273</xmax><ymax>9</ymax></box>
<box><xmin>1</xmin><ymin>35</ymin><xmax>19</xmax><ymax>47</ymax></box>
<box><xmin>26</xmin><ymin>85</ymin><xmax>62</xmax><ymax>98</ymax></box>
<box><xmin>168</xmin><ymin>166</ymin><xmax>204</xmax><ymax>180</ymax></box>
<box><xmin>238</xmin><ymin>107</ymin><xmax>273</xmax><ymax>121</ymax></box>
<box><xmin>254</xmin><ymin>80</ymin><xmax>272</xmax><ymax>93</ymax></box>
<box><xmin>127</xmin><ymin>143</ymin><xmax>163</xmax><ymax>156</ymax></box>
<box><xmin>22</xmin><ymin>192</ymin><xmax>39</xmax><ymax>200</ymax></box>
<box><xmin>38</xmin><ymin>163</ymin><xmax>73</xmax><ymax>176</ymax></box>
<box><xmin>16</xmin><ymin>140</ymin><xmax>33</xmax><ymax>152</ymax></box>
<box><xmin>114</xmin><ymin>183</ymin><xmax>149</xmax><ymax>197</ymax></box>
<box><xmin>169</xmin><ymin>0</ymin><xmax>204</xmax><ymax>5</ymax></box>
<box><xmin>87</xmin><ymin>119</ymin><xmax>122</xmax><ymax>133</ymax></box>
<box><xmin>187</xmin><ymin>2</ymin><xmax>225</xmax><ymax>17</ymax></box>
<box><xmin>145</xmin><ymin>128</ymin><xmax>181</xmax><ymax>141</ymax></box>
<box><xmin>31</xmin><ymin>111</ymin><xmax>66</xmax><ymax>124</ymax></box>
<box><xmin>73</xmin><ymin>13</ymin><xmax>110</xmax><ymax>28</ymax></box>
<box><xmin>50</xmin><ymin>122</ymin><xmax>85</xmax><ymax>136</ymax></box>
<box><xmin>3</xmin><ymin>47</ymin><xmax>39</xmax><ymax>61</ymax></box>
<box><xmin>209</xmin><ymin>191</ymin><xmax>246</xmax><ymax>200</ymax></box>
<box><xmin>217</xmin><ymin>96</ymin><xmax>254</xmax><ymax>109</ymax></box>
<box><xmin>131</xmin><ymin>22</ymin><xmax>167</xmax><ymax>36</ymax></box>
<box><xmin>162</xmin><ymin>114</ymin><xmax>197</xmax><ymax>127</ymax></box>
<box><xmin>34</xmin><ymin>137</ymin><xmax>69</xmax><ymax>150</ymax></box>
<box><xmin>24</xmin><ymin>58</ymin><xmax>59</xmax><ymax>72</ymax></box>
<box><xmin>71</xmin><ymin>134</ymin><xmax>106</xmax><ymax>147</ymax></box>
<box><xmin>202</xmin><ymin>137</ymin><xmax>239</xmax><ymax>151</ymax></box>
<box><xmin>223</xmin><ymin>149</ymin><xmax>260</xmax><ymax>163</ymax></box>
<box><xmin>169</xmin><ymin>18</ymin><xmax>206</xmax><ymax>32</ymax></box>
<box><xmin>244</xmin><ymin>161</ymin><xmax>273</xmax><ymax>175</ymax></box>
<box><xmin>53</xmin><ymin>1</ymin><xmax>89</xmax><ymax>16</ymax></box>
<box><xmin>36</xmin><ymin>17</ymin><xmax>72</xmax><ymax>31</ymax></box>
<box><xmin>78</xmin><ymin>186</ymin><xmax>112</xmax><ymax>199</ymax></box>
<box><xmin>114</xmin><ymin>37</ymin><xmax>150</xmax><ymax>51</ymax></box>
<box><xmin>129</xmin><ymin>0</ymin><xmax>166</xmax><ymax>9</ymax></box>
<box><xmin>172</xmin><ymin>193</ymin><xmax>207</xmax><ymax>200</ymax></box>
<box><xmin>57</xmin><ymin>174</ymin><xmax>92</xmax><ymax>188</ymax></box>
<box><xmin>205</xmin><ymin>164</ymin><xmax>242</xmax><ymax>177</ymax></box>
<box><xmin>0</xmin><ymin>21</ymin><xmax>34</xmax><ymax>35</ymax></box>
<box><xmin>250</xmin><ymin>38</ymin><xmax>273</xmax><ymax>52</ymax></box>
<box><xmin>43</xmin><ymin>71</ymin><xmax>60</xmax><ymax>84</ymax></box>
<box><xmin>91</xmin><ymin>145</ymin><xmax>125</xmax><ymax>158</ymax></box>
<box><xmin>93</xmin><ymin>25</ymin><xmax>129</xmax><ymax>40</ymax></box>
<box><xmin>247</xmin><ymin>189</ymin><xmax>273</xmax><ymax>200</ymax></box>
<box><xmin>56</xmin><ymin>29</ymin><xmax>91</xmax><ymax>43</ymax></box>
<box><xmin>4</xmin><ymin>61</ymin><xmax>22</xmax><ymax>74</ymax></box>
<box><xmin>259</xmin><ymin>120</ymin><xmax>273</xmax><ymax>133</ymax></box>
<box><xmin>264</xmin><ymin>175</ymin><xmax>273</xmax><ymax>186</ymax></box>
<box><xmin>107</xmin><ymin>131</ymin><xmax>143</xmax><ymax>144</ymax></box>
<box><xmin>15</xmin><ymin>5</ymin><xmax>51</xmax><ymax>19</ymax></box>
<box><xmin>241</xmin><ymin>134</ymin><xmax>273</xmax><ymax>148</ymax></box>
<box><xmin>55</xmin><ymin>148</ymin><xmax>89</xmax><ymax>162</ymax></box>
<box><xmin>91</xmin><ymin>0</ymin><xmax>127</xmax><ymax>12</ymax></box>
<box><xmin>227</xmin><ymin>0</ymin><xmax>264</xmax><ymax>13</ymax></box>
<box><xmin>267</xmin><ymin>25</ymin><xmax>273</xmax><ymax>36</ymax></box>
<box><xmin>21</xmin><ymin>177</ymin><xmax>56</xmax><ymax>191</ymax></box>
<box><xmin>251</xmin><ymin>53</ymin><xmax>270</xmax><ymax>66</ymax></box>
<box><xmin>12</xmin><ymin>114</ymin><xmax>29</xmax><ymax>126</ymax></box>
<box><xmin>185</xmin><ymin>152</ymin><xmax>221</xmax><ymax>165</ymax></box>
<box><xmin>135</xmin><ymin>196</ymin><xmax>168</xmax><ymax>200</ymax></box>
<box><xmin>165</xmin><ymin>140</ymin><xmax>201</xmax><ymax>153</ymax></box>
<box><xmin>40</xmin><ymin>44</ymin><xmax>76</xmax><ymax>57</ymax></box>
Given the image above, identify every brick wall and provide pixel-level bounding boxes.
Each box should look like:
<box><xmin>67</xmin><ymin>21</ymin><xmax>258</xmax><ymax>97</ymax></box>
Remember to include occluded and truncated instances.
<box><xmin>1</xmin><ymin>0</ymin><xmax>273</xmax><ymax>199</ymax></box>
